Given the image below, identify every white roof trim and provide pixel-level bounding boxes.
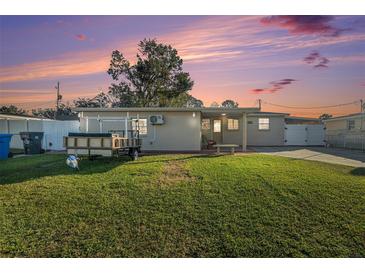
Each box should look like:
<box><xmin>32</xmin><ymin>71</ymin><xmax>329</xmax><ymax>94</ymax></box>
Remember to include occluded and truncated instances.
<box><xmin>247</xmin><ymin>113</ymin><xmax>288</xmax><ymax>117</ymax></box>
<box><xmin>0</xmin><ymin>114</ymin><xmax>54</xmax><ymax>121</ymax></box>
<box><xmin>75</xmin><ymin>107</ymin><xmax>260</xmax><ymax>113</ymax></box>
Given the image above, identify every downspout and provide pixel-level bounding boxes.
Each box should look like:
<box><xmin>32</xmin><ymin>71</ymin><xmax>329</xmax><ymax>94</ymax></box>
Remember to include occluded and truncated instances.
<box><xmin>85</xmin><ymin>117</ymin><xmax>89</xmax><ymax>133</ymax></box>
<box><xmin>126</xmin><ymin>112</ymin><xmax>129</xmax><ymax>138</ymax></box>
<box><xmin>150</xmin><ymin>126</ymin><xmax>157</xmax><ymax>144</ymax></box>
<box><xmin>79</xmin><ymin>112</ymin><xmax>83</xmax><ymax>132</ymax></box>
<box><xmin>98</xmin><ymin>114</ymin><xmax>102</xmax><ymax>133</ymax></box>
<box><xmin>242</xmin><ymin>113</ymin><xmax>247</xmax><ymax>151</ymax></box>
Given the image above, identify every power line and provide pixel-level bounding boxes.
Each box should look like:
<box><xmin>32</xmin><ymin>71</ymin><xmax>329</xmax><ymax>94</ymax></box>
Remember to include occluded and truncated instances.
<box><xmin>261</xmin><ymin>100</ymin><xmax>360</xmax><ymax>110</ymax></box>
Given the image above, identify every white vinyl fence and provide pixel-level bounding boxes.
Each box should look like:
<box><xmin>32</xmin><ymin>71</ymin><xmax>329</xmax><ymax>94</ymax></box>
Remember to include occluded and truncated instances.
<box><xmin>42</xmin><ymin>120</ymin><xmax>80</xmax><ymax>150</ymax></box>
<box><xmin>0</xmin><ymin>118</ymin><xmax>80</xmax><ymax>151</ymax></box>
<box><xmin>326</xmin><ymin>132</ymin><xmax>365</xmax><ymax>151</ymax></box>
<box><xmin>284</xmin><ymin>124</ymin><xmax>325</xmax><ymax>146</ymax></box>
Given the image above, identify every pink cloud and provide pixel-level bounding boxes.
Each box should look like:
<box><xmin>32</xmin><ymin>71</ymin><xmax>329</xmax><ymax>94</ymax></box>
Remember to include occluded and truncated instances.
<box><xmin>0</xmin><ymin>50</ymin><xmax>110</xmax><ymax>83</ymax></box>
<box><xmin>260</xmin><ymin>16</ymin><xmax>344</xmax><ymax>37</ymax></box>
<box><xmin>249</xmin><ymin>79</ymin><xmax>297</xmax><ymax>94</ymax></box>
<box><xmin>75</xmin><ymin>34</ymin><xmax>87</xmax><ymax>41</ymax></box>
<box><xmin>250</xmin><ymin>89</ymin><xmax>271</xmax><ymax>94</ymax></box>
<box><xmin>304</xmin><ymin>51</ymin><xmax>330</xmax><ymax>68</ymax></box>
<box><xmin>0</xmin><ymin>37</ymin><xmax>140</xmax><ymax>83</ymax></box>
<box><xmin>1</xmin><ymin>16</ymin><xmax>363</xmax><ymax>85</ymax></box>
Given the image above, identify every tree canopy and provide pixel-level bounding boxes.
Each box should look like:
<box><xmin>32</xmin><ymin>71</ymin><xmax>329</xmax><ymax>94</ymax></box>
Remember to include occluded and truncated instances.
<box><xmin>32</xmin><ymin>103</ymin><xmax>75</xmax><ymax>120</ymax></box>
<box><xmin>74</xmin><ymin>92</ymin><xmax>111</xmax><ymax>108</ymax></box>
<box><xmin>319</xmin><ymin>113</ymin><xmax>333</xmax><ymax>120</ymax></box>
<box><xmin>0</xmin><ymin>105</ymin><xmax>27</xmax><ymax>115</ymax></box>
<box><xmin>221</xmin><ymin>99</ymin><xmax>239</xmax><ymax>108</ymax></box>
<box><xmin>107</xmin><ymin>39</ymin><xmax>195</xmax><ymax>107</ymax></box>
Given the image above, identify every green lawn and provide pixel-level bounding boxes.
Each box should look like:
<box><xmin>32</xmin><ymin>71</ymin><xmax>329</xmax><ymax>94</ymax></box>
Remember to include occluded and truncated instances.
<box><xmin>0</xmin><ymin>154</ymin><xmax>364</xmax><ymax>257</ymax></box>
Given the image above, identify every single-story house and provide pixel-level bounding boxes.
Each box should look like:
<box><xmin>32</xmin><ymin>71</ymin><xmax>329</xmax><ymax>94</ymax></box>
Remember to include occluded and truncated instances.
<box><xmin>324</xmin><ymin>113</ymin><xmax>365</xmax><ymax>150</ymax></box>
<box><xmin>75</xmin><ymin>107</ymin><xmax>291</xmax><ymax>151</ymax></box>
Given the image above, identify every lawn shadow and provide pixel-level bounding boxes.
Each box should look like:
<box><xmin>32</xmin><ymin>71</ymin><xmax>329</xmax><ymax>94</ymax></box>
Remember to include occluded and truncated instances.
<box><xmin>0</xmin><ymin>154</ymin><xmax>223</xmax><ymax>185</ymax></box>
<box><xmin>0</xmin><ymin>155</ymin><xmax>133</xmax><ymax>185</ymax></box>
<box><xmin>350</xmin><ymin>167</ymin><xmax>365</xmax><ymax>176</ymax></box>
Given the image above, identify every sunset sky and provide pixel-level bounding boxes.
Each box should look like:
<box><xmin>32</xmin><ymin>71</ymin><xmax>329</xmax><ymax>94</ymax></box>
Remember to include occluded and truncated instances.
<box><xmin>0</xmin><ymin>15</ymin><xmax>364</xmax><ymax>117</ymax></box>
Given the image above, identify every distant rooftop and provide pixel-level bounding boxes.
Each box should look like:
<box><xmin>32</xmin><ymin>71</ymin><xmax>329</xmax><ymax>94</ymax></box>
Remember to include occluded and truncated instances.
<box><xmin>326</xmin><ymin>112</ymin><xmax>365</xmax><ymax>121</ymax></box>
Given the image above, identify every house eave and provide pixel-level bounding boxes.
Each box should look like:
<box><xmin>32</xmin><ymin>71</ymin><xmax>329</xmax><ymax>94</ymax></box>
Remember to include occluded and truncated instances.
<box><xmin>74</xmin><ymin>107</ymin><xmax>261</xmax><ymax>114</ymax></box>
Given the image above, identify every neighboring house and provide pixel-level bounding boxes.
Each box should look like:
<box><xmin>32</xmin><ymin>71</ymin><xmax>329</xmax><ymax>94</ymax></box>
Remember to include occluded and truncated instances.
<box><xmin>324</xmin><ymin>113</ymin><xmax>365</xmax><ymax>150</ymax></box>
<box><xmin>75</xmin><ymin>107</ymin><xmax>313</xmax><ymax>151</ymax></box>
<box><xmin>0</xmin><ymin>114</ymin><xmax>80</xmax><ymax>150</ymax></box>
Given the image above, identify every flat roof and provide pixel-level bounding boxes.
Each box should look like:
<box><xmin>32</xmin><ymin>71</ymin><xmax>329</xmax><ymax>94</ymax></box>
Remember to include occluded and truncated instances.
<box><xmin>285</xmin><ymin>116</ymin><xmax>321</xmax><ymax>121</ymax></box>
<box><xmin>75</xmin><ymin>107</ymin><xmax>261</xmax><ymax>114</ymax></box>
<box><xmin>248</xmin><ymin>111</ymin><xmax>289</xmax><ymax>117</ymax></box>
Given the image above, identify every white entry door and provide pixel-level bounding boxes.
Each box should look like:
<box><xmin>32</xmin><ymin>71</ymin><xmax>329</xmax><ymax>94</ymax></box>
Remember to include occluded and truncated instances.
<box><xmin>285</xmin><ymin>124</ymin><xmax>325</xmax><ymax>146</ymax></box>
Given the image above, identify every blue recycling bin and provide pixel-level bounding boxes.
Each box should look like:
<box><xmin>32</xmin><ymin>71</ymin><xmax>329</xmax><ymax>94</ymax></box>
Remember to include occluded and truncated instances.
<box><xmin>0</xmin><ymin>134</ymin><xmax>12</xmax><ymax>159</ymax></box>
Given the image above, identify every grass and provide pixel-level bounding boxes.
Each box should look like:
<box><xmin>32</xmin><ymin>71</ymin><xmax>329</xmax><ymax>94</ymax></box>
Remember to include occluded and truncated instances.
<box><xmin>0</xmin><ymin>153</ymin><xmax>364</xmax><ymax>257</ymax></box>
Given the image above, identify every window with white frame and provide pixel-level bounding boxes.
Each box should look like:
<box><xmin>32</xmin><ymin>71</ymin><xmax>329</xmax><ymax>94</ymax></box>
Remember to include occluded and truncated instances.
<box><xmin>347</xmin><ymin>120</ymin><xmax>355</xmax><ymax>130</ymax></box>
<box><xmin>258</xmin><ymin>118</ymin><xmax>270</xmax><ymax>130</ymax></box>
<box><xmin>132</xmin><ymin>118</ymin><xmax>148</xmax><ymax>135</ymax></box>
<box><xmin>213</xmin><ymin>120</ymin><xmax>221</xmax><ymax>132</ymax></box>
<box><xmin>201</xmin><ymin>119</ymin><xmax>210</xmax><ymax>130</ymax></box>
<box><xmin>227</xmin><ymin>119</ymin><xmax>239</xmax><ymax>130</ymax></box>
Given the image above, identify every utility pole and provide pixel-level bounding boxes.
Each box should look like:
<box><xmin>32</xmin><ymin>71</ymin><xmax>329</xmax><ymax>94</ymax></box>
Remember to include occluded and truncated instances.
<box><xmin>55</xmin><ymin>81</ymin><xmax>61</xmax><ymax>120</ymax></box>
<box><xmin>360</xmin><ymin>99</ymin><xmax>364</xmax><ymax>132</ymax></box>
<box><xmin>258</xmin><ymin>99</ymin><xmax>262</xmax><ymax>111</ymax></box>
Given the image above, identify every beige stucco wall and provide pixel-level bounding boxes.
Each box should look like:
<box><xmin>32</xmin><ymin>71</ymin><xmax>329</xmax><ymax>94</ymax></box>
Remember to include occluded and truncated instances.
<box><xmin>247</xmin><ymin>115</ymin><xmax>285</xmax><ymax>146</ymax></box>
<box><xmin>222</xmin><ymin>116</ymin><xmax>244</xmax><ymax>146</ymax></box>
<box><xmin>80</xmin><ymin>111</ymin><xmax>202</xmax><ymax>151</ymax></box>
<box><xmin>324</xmin><ymin>116</ymin><xmax>365</xmax><ymax>150</ymax></box>
<box><xmin>325</xmin><ymin>119</ymin><xmax>347</xmax><ymax>132</ymax></box>
<box><xmin>325</xmin><ymin>116</ymin><xmax>365</xmax><ymax>133</ymax></box>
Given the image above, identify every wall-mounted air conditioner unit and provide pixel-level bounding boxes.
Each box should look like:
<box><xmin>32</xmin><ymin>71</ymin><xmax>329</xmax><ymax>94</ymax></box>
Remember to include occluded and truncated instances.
<box><xmin>150</xmin><ymin>115</ymin><xmax>165</xmax><ymax>125</ymax></box>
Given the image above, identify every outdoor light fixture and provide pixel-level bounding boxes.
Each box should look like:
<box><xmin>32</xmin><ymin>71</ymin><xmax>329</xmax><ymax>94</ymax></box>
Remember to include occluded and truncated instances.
<box><xmin>192</xmin><ymin>112</ymin><xmax>196</xmax><ymax>117</ymax></box>
<box><xmin>222</xmin><ymin>113</ymin><xmax>226</xmax><ymax>116</ymax></box>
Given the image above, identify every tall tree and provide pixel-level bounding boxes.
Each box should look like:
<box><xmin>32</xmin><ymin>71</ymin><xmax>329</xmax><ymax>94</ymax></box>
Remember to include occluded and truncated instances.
<box><xmin>221</xmin><ymin>99</ymin><xmax>239</xmax><ymax>108</ymax></box>
<box><xmin>107</xmin><ymin>39</ymin><xmax>194</xmax><ymax>107</ymax></box>
<box><xmin>0</xmin><ymin>105</ymin><xmax>27</xmax><ymax>115</ymax></box>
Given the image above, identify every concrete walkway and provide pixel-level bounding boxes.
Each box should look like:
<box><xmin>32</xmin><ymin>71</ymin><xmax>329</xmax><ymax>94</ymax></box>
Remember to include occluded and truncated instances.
<box><xmin>250</xmin><ymin>146</ymin><xmax>365</xmax><ymax>167</ymax></box>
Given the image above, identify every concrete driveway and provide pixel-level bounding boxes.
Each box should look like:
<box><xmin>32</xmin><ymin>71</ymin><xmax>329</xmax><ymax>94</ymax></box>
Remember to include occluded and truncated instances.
<box><xmin>250</xmin><ymin>146</ymin><xmax>365</xmax><ymax>167</ymax></box>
